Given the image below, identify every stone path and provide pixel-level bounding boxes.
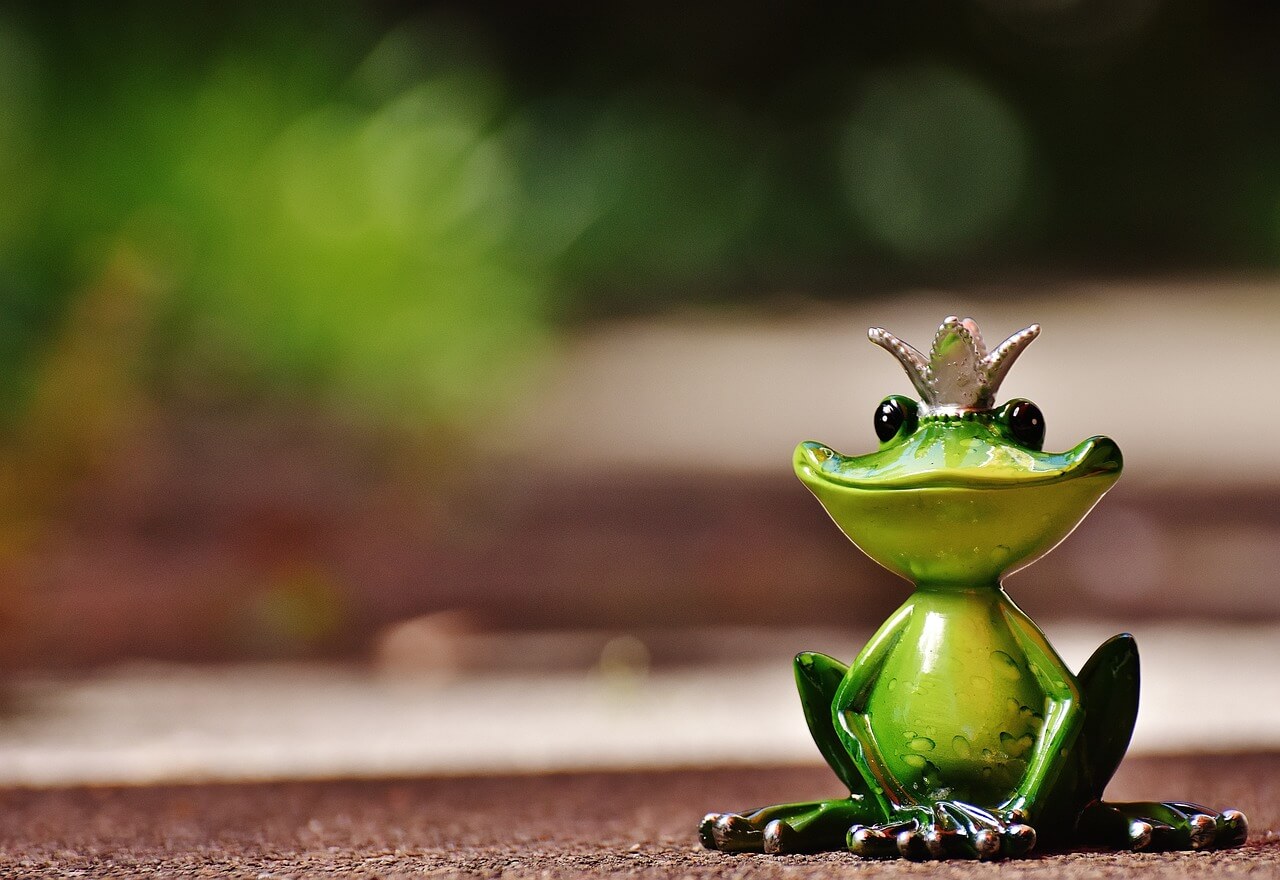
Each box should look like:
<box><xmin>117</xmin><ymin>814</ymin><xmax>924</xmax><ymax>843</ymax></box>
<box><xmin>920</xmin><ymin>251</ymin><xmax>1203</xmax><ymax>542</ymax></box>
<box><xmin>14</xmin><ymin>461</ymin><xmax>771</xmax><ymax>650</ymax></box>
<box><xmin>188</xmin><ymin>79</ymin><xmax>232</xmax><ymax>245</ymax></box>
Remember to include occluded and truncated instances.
<box><xmin>0</xmin><ymin>756</ymin><xmax>1274</xmax><ymax>878</ymax></box>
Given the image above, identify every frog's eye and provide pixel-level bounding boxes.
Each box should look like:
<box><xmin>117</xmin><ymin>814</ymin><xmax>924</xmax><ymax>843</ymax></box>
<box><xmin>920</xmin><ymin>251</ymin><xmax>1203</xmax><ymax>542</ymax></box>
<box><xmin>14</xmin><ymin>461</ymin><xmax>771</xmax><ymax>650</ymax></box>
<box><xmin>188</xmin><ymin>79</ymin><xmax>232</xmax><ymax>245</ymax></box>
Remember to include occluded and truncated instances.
<box><xmin>1004</xmin><ymin>399</ymin><xmax>1045</xmax><ymax>450</ymax></box>
<box><xmin>874</xmin><ymin>395</ymin><xmax>918</xmax><ymax>443</ymax></box>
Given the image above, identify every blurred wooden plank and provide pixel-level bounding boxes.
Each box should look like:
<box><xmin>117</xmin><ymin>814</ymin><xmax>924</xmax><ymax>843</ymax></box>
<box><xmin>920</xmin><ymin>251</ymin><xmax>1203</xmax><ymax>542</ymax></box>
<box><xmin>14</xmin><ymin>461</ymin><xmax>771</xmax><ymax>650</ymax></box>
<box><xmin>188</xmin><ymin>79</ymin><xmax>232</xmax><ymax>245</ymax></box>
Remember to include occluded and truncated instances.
<box><xmin>0</xmin><ymin>622</ymin><xmax>1275</xmax><ymax>786</ymax></box>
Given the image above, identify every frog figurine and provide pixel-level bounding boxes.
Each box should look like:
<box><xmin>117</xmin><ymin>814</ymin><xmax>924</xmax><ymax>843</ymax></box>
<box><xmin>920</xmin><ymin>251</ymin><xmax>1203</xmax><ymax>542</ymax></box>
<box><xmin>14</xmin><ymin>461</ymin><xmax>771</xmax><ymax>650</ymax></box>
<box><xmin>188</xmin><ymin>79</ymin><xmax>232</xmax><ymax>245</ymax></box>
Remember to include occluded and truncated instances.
<box><xmin>699</xmin><ymin>316</ymin><xmax>1248</xmax><ymax>861</ymax></box>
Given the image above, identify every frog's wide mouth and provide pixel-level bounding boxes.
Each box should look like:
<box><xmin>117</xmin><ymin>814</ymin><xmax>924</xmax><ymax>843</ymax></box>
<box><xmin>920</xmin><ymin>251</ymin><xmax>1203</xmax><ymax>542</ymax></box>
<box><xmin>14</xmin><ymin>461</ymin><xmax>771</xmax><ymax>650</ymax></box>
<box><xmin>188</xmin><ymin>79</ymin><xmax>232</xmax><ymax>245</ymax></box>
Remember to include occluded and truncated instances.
<box><xmin>794</xmin><ymin>434</ymin><xmax>1122</xmax><ymax>492</ymax></box>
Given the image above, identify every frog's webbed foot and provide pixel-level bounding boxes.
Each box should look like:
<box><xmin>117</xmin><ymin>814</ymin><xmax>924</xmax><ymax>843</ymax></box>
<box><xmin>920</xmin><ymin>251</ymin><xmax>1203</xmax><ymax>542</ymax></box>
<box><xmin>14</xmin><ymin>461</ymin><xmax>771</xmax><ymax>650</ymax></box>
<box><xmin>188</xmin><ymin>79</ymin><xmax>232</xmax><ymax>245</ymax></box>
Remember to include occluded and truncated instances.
<box><xmin>700</xmin><ymin>797</ymin><xmax>882</xmax><ymax>854</ymax></box>
<box><xmin>1078</xmin><ymin>801</ymin><xmax>1248</xmax><ymax>852</ymax></box>
<box><xmin>847</xmin><ymin>802</ymin><xmax>1036</xmax><ymax>861</ymax></box>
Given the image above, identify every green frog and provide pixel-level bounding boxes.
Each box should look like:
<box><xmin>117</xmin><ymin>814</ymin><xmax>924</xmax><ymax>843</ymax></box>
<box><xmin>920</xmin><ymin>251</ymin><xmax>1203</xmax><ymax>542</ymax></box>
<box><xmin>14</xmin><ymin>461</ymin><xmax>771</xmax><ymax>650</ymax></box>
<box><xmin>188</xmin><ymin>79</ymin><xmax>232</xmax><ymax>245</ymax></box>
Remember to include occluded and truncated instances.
<box><xmin>699</xmin><ymin>316</ymin><xmax>1248</xmax><ymax>860</ymax></box>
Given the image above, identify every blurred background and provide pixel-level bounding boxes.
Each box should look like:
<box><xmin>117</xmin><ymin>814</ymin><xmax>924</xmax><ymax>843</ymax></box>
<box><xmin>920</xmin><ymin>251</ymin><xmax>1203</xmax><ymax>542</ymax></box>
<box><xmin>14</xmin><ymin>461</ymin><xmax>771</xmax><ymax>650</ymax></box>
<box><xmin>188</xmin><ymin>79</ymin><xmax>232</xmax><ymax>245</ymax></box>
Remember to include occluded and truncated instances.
<box><xmin>0</xmin><ymin>0</ymin><xmax>1276</xmax><ymax>784</ymax></box>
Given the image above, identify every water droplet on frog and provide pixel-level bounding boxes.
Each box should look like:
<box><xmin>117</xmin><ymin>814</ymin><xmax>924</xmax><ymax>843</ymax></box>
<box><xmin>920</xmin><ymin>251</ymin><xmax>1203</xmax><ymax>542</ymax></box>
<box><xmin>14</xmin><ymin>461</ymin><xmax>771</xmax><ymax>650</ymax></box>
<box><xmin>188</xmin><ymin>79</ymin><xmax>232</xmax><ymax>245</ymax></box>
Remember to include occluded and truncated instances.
<box><xmin>902</xmin><ymin>754</ymin><xmax>928</xmax><ymax>769</ymax></box>
<box><xmin>981</xmin><ymin>766</ymin><xmax>993</xmax><ymax>777</ymax></box>
<box><xmin>921</xmin><ymin>761</ymin><xmax>942</xmax><ymax>787</ymax></box>
<box><xmin>887</xmin><ymin>678</ymin><xmax>897</xmax><ymax>691</ymax></box>
<box><xmin>991</xmin><ymin>651</ymin><xmax>1022</xmax><ymax>680</ymax></box>
<box><xmin>990</xmin><ymin>545</ymin><xmax>1011</xmax><ymax>564</ymax></box>
<box><xmin>1006</xmin><ymin>698</ymin><xmax>1021</xmax><ymax>717</ymax></box>
<box><xmin>981</xmin><ymin>748</ymin><xmax>993</xmax><ymax>759</ymax></box>
<box><xmin>909</xmin><ymin>737</ymin><xmax>935</xmax><ymax>752</ymax></box>
<box><xmin>952</xmin><ymin>735</ymin><xmax>971</xmax><ymax>758</ymax></box>
<box><xmin>1001</xmin><ymin>731</ymin><xmax>1034</xmax><ymax>757</ymax></box>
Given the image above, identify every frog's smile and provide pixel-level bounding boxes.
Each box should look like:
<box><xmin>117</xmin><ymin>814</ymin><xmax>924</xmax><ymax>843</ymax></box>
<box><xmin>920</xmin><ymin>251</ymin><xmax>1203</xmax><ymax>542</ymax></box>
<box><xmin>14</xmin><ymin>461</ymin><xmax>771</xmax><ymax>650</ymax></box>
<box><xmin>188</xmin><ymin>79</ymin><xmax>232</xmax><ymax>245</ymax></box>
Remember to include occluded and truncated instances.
<box><xmin>795</xmin><ymin>422</ymin><xmax>1122</xmax><ymax>493</ymax></box>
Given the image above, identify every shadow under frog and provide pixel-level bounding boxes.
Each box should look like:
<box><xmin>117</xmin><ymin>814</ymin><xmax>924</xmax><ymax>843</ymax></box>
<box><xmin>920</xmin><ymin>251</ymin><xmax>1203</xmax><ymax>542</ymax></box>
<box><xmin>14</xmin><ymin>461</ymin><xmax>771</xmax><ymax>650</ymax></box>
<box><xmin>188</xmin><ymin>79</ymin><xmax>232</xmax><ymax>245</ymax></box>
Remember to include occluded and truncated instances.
<box><xmin>699</xmin><ymin>316</ymin><xmax>1248</xmax><ymax>861</ymax></box>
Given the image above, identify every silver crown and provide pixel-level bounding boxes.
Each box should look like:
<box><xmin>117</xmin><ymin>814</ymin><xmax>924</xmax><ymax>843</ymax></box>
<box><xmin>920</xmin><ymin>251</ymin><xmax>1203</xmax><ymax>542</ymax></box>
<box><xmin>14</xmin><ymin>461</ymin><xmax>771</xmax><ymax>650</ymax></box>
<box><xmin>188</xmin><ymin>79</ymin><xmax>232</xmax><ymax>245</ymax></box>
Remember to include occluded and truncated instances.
<box><xmin>868</xmin><ymin>316</ymin><xmax>1040</xmax><ymax>411</ymax></box>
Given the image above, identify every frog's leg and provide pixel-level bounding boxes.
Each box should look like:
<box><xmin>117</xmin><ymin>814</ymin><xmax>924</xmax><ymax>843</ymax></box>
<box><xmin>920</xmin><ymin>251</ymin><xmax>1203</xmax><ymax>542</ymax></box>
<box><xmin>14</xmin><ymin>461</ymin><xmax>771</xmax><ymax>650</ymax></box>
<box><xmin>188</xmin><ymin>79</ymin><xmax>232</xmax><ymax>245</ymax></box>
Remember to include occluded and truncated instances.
<box><xmin>794</xmin><ymin>651</ymin><xmax>868</xmax><ymax>794</ymax></box>
<box><xmin>1066</xmin><ymin>635</ymin><xmax>1249</xmax><ymax>851</ymax></box>
<box><xmin>1076</xmin><ymin>633</ymin><xmax>1142</xmax><ymax>803</ymax></box>
<box><xmin>1078</xmin><ymin>800</ymin><xmax>1248</xmax><ymax>852</ymax></box>
<box><xmin>698</xmin><ymin>652</ymin><xmax>885</xmax><ymax>854</ymax></box>
<box><xmin>1031</xmin><ymin>631</ymin><xmax>1140</xmax><ymax>843</ymax></box>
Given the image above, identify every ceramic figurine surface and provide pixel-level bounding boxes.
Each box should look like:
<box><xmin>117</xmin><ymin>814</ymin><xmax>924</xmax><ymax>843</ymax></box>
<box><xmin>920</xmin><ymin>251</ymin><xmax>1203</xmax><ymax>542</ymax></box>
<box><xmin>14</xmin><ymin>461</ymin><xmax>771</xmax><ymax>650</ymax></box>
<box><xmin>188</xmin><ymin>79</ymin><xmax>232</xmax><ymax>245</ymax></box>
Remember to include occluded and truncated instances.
<box><xmin>699</xmin><ymin>316</ymin><xmax>1248</xmax><ymax>861</ymax></box>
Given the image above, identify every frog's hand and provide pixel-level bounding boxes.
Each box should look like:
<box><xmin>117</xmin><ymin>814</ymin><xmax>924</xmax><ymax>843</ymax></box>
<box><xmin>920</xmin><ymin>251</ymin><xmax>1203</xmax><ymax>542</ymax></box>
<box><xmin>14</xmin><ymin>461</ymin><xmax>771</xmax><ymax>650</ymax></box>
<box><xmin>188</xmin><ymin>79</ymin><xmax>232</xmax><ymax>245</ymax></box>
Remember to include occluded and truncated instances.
<box><xmin>795</xmin><ymin>652</ymin><xmax>868</xmax><ymax>796</ymax></box>
<box><xmin>848</xmin><ymin>802</ymin><xmax>1037</xmax><ymax>861</ymax></box>
<box><xmin>833</xmin><ymin>603</ymin><xmax>916</xmax><ymax>816</ymax></box>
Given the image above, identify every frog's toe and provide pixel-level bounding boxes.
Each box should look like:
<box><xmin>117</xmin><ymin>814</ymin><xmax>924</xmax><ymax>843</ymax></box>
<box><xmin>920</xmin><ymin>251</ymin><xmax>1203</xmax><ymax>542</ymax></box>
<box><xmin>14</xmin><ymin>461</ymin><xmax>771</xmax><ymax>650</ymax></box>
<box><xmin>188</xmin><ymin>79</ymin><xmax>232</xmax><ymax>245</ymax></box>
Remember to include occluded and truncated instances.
<box><xmin>848</xmin><ymin>820</ymin><xmax>916</xmax><ymax>859</ymax></box>
<box><xmin>848</xmin><ymin>824</ymin><xmax>891</xmax><ymax>858</ymax></box>
<box><xmin>922</xmin><ymin>825</ymin><xmax>951</xmax><ymax>859</ymax></box>
<box><xmin>697</xmin><ymin>813</ymin><xmax>719</xmax><ymax>850</ymax></box>
<box><xmin>917</xmin><ymin>822</ymin><xmax>983</xmax><ymax>860</ymax></box>
<box><xmin>762</xmin><ymin>819</ymin><xmax>798</xmax><ymax>854</ymax></box>
<box><xmin>935</xmin><ymin>802</ymin><xmax>1036</xmax><ymax>861</ymax></box>
<box><xmin>1004</xmin><ymin>823</ymin><xmax>1037</xmax><ymax>857</ymax></box>
<box><xmin>895</xmin><ymin>826</ymin><xmax>931</xmax><ymax>861</ymax></box>
<box><xmin>973</xmin><ymin>828</ymin><xmax>1001</xmax><ymax>859</ymax></box>
<box><xmin>1127</xmin><ymin>819</ymin><xmax>1154</xmax><ymax>850</ymax></box>
<box><xmin>700</xmin><ymin>813</ymin><xmax>764</xmax><ymax>852</ymax></box>
<box><xmin>1217</xmin><ymin>809</ymin><xmax>1249</xmax><ymax>849</ymax></box>
<box><xmin>847</xmin><ymin>808</ymin><xmax>1035</xmax><ymax>862</ymax></box>
<box><xmin>1188</xmin><ymin>813</ymin><xmax>1218</xmax><ymax>850</ymax></box>
<box><xmin>1181</xmin><ymin>807</ymin><xmax>1249</xmax><ymax>850</ymax></box>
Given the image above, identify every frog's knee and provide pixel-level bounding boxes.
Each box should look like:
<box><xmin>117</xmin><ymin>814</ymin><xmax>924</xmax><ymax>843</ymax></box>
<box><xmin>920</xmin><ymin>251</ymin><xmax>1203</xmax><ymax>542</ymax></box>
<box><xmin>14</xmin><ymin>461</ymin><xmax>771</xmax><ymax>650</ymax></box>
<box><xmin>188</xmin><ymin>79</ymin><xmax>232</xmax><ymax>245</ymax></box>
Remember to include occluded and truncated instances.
<box><xmin>794</xmin><ymin>651</ymin><xmax>845</xmax><ymax>676</ymax></box>
<box><xmin>794</xmin><ymin>652</ymin><xmax>848</xmax><ymax>695</ymax></box>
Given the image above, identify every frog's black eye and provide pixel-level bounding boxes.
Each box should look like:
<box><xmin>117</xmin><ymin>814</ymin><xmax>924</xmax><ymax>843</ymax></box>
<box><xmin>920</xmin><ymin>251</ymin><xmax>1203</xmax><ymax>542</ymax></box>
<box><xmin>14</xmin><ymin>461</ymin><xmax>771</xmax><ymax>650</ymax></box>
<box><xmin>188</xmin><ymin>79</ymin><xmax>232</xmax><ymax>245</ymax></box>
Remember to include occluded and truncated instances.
<box><xmin>874</xmin><ymin>396</ymin><xmax>917</xmax><ymax>443</ymax></box>
<box><xmin>1005</xmin><ymin>399</ymin><xmax>1045</xmax><ymax>450</ymax></box>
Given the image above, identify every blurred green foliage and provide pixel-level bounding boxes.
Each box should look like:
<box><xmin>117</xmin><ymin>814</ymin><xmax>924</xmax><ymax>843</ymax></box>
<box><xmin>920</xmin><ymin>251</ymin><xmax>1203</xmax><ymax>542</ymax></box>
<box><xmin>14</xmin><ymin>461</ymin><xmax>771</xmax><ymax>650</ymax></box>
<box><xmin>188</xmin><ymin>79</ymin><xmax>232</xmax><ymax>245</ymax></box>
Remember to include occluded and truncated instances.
<box><xmin>0</xmin><ymin>7</ymin><xmax>555</xmax><ymax>427</ymax></box>
<box><xmin>0</xmin><ymin>0</ymin><xmax>1277</xmax><ymax>427</ymax></box>
<box><xmin>0</xmin><ymin>0</ymin><xmax>1274</xmax><ymax>664</ymax></box>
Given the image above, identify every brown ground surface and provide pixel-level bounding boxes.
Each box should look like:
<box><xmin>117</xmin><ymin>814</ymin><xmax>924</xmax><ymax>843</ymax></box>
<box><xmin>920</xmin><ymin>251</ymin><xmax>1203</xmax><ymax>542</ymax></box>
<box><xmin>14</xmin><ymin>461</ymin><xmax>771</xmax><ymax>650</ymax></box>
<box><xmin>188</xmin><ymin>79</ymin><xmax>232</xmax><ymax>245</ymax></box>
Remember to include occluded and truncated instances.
<box><xmin>0</xmin><ymin>754</ymin><xmax>1275</xmax><ymax>878</ymax></box>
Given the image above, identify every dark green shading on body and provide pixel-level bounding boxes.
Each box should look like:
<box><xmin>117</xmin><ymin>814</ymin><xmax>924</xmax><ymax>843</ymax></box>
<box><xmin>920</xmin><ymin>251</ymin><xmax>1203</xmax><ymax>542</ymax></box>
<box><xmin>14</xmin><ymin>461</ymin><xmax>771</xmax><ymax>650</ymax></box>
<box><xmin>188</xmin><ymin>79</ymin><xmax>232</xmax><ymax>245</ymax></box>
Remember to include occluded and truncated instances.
<box><xmin>699</xmin><ymin>316</ymin><xmax>1248</xmax><ymax>861</ymax></box>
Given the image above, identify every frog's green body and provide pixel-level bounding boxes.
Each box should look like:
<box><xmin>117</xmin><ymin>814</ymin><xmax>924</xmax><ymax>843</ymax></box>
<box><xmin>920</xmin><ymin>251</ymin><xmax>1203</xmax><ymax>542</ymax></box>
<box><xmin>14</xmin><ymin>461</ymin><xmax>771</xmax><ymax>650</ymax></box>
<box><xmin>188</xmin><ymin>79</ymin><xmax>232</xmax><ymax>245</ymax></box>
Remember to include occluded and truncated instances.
<box><xmin>699</xmin><ymin>317</ymin><xmax>1248</xmax><ymax>861</ymax></box>
<box><xmin>861</xmin><ymin>591</ymin><xmax>1046</xmax><ymax>808</ymax></box>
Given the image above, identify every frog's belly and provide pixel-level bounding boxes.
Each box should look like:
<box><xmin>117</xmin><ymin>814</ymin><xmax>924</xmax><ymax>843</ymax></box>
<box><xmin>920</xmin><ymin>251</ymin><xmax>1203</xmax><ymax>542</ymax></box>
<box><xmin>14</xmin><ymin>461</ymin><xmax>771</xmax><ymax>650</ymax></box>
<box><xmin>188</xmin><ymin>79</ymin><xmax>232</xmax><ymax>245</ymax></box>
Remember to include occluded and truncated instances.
<box><xmin>863</xmin><ymin>624</ymin><xmax>1048</xmax><ymax>806</ymax></box>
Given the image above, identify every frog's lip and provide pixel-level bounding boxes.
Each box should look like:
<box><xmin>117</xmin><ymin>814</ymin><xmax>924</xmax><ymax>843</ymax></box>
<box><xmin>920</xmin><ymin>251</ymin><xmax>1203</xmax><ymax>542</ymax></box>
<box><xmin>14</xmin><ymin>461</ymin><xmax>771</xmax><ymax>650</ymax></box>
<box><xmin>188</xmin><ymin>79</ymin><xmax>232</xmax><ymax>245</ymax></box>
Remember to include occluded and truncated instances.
<box><xmin>794</xmin><ymin>435</ymin><xmax>1122</xmax><ymax>491</ymax></box>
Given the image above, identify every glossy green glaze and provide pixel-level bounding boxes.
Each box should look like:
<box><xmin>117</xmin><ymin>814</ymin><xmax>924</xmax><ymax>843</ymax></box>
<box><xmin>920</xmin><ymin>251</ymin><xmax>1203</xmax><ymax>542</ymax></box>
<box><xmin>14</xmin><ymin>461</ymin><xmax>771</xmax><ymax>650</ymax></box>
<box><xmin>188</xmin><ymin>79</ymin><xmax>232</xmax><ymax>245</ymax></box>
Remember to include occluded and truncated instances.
<box><xmin>699</xmin><ymin>317</ymin><xmax>1248</xmax><ymax>861</ymax></box>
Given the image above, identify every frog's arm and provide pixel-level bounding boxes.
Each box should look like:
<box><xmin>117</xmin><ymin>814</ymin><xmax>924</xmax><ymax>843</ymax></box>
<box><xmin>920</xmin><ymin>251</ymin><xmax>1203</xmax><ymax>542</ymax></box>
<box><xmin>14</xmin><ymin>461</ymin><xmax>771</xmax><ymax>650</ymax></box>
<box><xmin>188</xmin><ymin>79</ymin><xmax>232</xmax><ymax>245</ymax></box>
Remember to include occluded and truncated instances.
<box><xmin>832</xmin><ymin>602</ymin><xmax>915</xmax><ymax>816</ymax></box>
<box><xmin>1000</xmin><ymin>604</ymin><xmax>1084</xmax><ymax>819</ymax></box>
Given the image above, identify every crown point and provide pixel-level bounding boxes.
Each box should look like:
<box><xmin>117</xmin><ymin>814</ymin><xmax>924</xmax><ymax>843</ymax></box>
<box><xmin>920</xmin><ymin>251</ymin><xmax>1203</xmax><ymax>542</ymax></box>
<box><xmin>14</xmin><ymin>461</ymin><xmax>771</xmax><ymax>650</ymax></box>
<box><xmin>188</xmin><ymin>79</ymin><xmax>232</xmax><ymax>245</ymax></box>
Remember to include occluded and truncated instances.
<box><xmin>868</xmin><ymin>316</ymin><xmax>1039</xmax><ymax>410</ymax></box>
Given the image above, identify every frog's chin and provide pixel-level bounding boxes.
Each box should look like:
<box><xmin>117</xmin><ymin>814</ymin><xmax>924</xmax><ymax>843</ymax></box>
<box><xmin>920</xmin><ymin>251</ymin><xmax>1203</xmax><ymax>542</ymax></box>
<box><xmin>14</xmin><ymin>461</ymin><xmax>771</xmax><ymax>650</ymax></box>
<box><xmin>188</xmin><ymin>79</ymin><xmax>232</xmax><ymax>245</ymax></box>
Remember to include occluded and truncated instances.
<box><xmin>794</xmin><ymin>436</ymin><xmax>1122</xmax><ymax>585</ymax></box>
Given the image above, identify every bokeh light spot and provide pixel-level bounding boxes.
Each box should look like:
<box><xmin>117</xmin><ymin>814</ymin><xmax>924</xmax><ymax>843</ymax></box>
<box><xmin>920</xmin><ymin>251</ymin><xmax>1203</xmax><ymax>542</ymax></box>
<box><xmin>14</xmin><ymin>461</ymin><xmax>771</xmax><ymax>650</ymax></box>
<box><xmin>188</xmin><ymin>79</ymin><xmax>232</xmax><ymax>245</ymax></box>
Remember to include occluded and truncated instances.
<box><xmin>841</xmin><ymin>65</ymin><xmax>1030</xmax><ymax>259</ymax></box>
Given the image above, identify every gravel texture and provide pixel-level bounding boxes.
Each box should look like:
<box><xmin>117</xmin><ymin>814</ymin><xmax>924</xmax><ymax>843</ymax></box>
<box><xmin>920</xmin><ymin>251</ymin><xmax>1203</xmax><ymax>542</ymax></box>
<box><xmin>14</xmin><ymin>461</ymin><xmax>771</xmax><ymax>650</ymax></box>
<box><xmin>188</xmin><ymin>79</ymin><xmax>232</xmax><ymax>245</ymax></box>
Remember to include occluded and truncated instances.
<box><xmin>0</xmin><ymin>754</ymin><xmax>1274</xmax><ymax>878</ymax></box>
